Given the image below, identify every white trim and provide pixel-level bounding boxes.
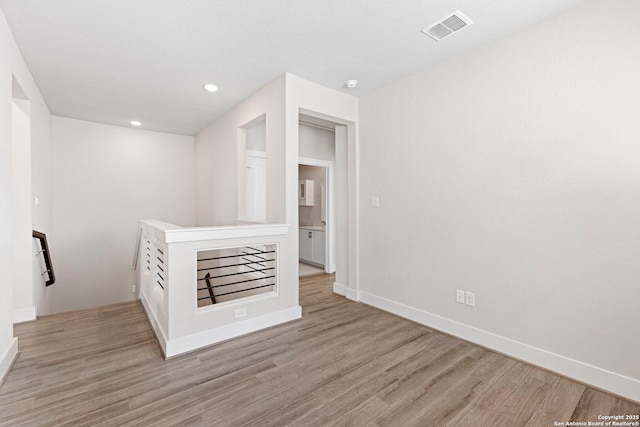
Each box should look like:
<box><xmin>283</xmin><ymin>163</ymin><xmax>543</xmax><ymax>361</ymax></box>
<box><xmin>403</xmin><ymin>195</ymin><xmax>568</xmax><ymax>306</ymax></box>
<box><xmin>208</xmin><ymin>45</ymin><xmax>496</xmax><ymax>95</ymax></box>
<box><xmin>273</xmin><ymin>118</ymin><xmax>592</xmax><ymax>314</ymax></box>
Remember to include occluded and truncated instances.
<box><xmin>164</xmin><ymin>305</ymin><xmax>302</xmax><ymax>358</ymax></box>
<box><xmin>13</xmin><ymin>306</ymin><xmax>36</xmax><ymax>324</ymax></box>
<box><xmin>138</xmin><ymin>220</ymin><xmax>289</xmax><ymax>244</ymax></box>
<box><xmin>165</xmin><ymin>224</ymin><xmax>289</xmax><ymax>243</ymax></box>
<box><xmin>298</xmin><ymin>156</ymin><xmax>335</xmax><ymax>274</ymax></box>
<box><xmin>139</xmin><ymin>291</ymin><xmax>168</xmax><ymax>356</ymax></box>
<box><xmin>246</xmin><ymin>149</ymin><xmax>266</xmax><ymax>159</ymax></box>
<box><xmin>333</xmin><ymin>281</ymin><xmax>347</xmax><ymax>296</ymax></box>
<box><xmin>0</xmin><ymin>338</ymin><xmax>18</xmax><ymax>385</ymax></box>
<box><xmin>359</xmin><ymin>290</ymin><xmax>640</xmax><ymax>403</ymax></box>
<box><xmin>333</xmin><ymin>281</ymin><xmax>359</xmax><ymax>300</ymax></box>
<box><xmin>346</xmin><ymin>288</ymin><xmax>359</xmax><ymax>301</ymax></box>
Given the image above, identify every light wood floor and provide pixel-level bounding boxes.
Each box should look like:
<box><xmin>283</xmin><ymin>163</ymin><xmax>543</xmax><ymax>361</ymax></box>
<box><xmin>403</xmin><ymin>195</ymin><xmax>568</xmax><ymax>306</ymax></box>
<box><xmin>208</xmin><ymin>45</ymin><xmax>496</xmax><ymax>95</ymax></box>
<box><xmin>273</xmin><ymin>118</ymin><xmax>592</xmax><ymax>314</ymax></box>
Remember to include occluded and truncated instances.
<box><xmin>1</xmin><ymin>274</ymin><xmax>638</xmax><ymax>426</ymax></box>
<box><xmin>298</xmin><ymin>262</ymin><xmax>325</xmax><ymax>277</ymax></box>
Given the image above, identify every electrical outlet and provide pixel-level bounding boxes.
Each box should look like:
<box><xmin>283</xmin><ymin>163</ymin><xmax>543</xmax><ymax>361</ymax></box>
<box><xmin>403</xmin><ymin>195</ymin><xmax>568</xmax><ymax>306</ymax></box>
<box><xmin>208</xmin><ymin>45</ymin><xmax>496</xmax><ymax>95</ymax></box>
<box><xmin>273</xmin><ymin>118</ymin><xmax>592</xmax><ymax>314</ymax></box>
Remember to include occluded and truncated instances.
<box><xmin>131</xmin><ymin>285</ymin><xmax>136</xmax><ymax>293</ymax></box>
<box><xmin>370</xmin><ymin>196</ymin><xmax>380</xmax><ymax>208</ymax></box>
<box><xmin>456</xmin><ymin>289</ymin><xmax>465</xmax><ymax>304</ymax></box>
<box><xmin>235</xmin><ymin>308</ymin><xmax>247</xmax><ymax>318</ymax></box>
<box><xmin>465</xmin><ymin>291</ymin><xmax>475</xmax><ymax>307</ymax></box>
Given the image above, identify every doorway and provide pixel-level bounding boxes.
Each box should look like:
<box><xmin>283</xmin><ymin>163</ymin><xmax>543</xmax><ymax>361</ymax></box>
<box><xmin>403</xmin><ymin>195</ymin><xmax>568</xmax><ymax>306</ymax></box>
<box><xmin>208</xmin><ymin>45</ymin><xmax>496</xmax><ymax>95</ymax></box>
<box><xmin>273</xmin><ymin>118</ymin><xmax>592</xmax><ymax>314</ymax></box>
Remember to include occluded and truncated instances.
<box><xmin>298</xmin><ymin>162</ymin><xmax>333</xmax><ymax>277</ymax></box>
<box><xmin>296</xmin><ymin>107</ymin><xmax>357</xmax><ymax>300</ymax></box>
<box><xmin>298</xmin><ymin>115</ymin><xmax>336</xmax><ymax>277</ymax></box>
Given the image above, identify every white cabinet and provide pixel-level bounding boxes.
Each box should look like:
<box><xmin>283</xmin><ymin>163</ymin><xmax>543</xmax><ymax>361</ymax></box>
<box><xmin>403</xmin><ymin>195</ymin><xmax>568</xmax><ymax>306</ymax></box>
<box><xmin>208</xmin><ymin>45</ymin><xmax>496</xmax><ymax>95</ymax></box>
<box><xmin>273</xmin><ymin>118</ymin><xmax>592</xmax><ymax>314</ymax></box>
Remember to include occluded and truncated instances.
<box><xmin>311</xmin><ymin>231</ymin><xmax>325</xmax><ymax>265</ymax></box>
<box><xmin>299</xmin><ymin>228</ymin><xmax>324</xmax><ymax>266</ymax></box>
<box><xmin>298</xmin><ymin>180</ymin><xmax>314</xmax><ymax>206</ymax></box>
<box><xmin>299</xmin><ymin>229</ymin><xmax>313</xmax><ymax>262</ymax></box>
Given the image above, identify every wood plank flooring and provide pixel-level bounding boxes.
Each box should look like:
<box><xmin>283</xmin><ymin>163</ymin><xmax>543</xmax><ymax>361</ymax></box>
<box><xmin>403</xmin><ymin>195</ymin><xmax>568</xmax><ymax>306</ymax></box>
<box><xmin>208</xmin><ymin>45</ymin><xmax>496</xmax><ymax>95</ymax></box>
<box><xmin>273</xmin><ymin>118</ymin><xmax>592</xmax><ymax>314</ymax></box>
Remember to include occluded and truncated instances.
<box><xmin>1</xmin><ymin>274</ymin><xmax>638</xmax><ymax>426</ymax></box>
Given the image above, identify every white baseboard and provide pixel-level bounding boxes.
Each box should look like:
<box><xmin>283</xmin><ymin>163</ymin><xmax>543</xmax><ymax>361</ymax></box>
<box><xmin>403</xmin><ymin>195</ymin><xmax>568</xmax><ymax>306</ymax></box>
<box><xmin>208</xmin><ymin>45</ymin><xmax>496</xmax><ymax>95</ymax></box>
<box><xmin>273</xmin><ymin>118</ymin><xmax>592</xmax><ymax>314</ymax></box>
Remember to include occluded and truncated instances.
<box><xmin>359</xmin><ymin>290</ymin><xmax>640</xmax><ymax>404</ymax></box>
<box><xmin>13</xmin><ymin>306</ymin><xmax>36</xmax><ymax>324</ymax></box>
<box><xmin>333</xmin><ymin>281</ymin><xmax>347</xmax><ymax>296</ymax></box>
<box><xmin>164</xmin><ymin>305</ymin><xmax>302</xmax><ymax>358</ymax></box>
<box><xmin>0</xmin><ymin>338</ymin><xmax>18</xmax><ymax>385</ymax></box>
<box><xmin>333</xmin><ymin>282</ymin><xmax>359</xmax><ymax>301</ymax></box>
<box><xmin>346</xmin><ymin>288</ymin><xmax>359</xmax><ymax>301</ymax></box>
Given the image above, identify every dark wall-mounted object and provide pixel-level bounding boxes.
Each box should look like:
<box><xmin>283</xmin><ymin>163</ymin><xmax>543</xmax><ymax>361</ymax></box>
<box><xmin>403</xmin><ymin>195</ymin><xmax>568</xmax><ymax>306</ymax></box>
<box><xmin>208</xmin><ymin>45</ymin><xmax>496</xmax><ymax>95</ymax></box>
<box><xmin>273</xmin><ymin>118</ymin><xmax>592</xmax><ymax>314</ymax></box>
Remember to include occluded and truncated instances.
<box><xmin>33</xmin><ymin>230</ymin><xmax>55</xmax><ymax>286</ymax></box>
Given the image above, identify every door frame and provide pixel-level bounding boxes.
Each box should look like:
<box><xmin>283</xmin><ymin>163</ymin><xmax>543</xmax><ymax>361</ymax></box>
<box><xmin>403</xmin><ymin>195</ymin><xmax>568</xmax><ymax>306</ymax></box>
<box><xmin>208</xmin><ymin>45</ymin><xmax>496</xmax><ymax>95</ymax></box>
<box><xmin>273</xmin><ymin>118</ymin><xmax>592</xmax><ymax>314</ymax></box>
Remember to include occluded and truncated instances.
<box><xmin>298</xmin><ymin>157</ymin><xmax>335</xmax><ymax>273</ymax></box>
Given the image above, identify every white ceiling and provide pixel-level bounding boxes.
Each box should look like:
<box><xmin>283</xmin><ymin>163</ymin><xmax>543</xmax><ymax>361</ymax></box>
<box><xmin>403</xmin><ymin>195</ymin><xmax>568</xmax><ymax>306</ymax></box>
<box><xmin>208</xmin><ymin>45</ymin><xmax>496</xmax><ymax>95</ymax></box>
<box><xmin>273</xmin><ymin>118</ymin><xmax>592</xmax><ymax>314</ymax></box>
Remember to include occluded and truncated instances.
<box><xmin>0</xmin><ymin>0</ymin><xmax>586</xmax><ymax>136</ymax></box>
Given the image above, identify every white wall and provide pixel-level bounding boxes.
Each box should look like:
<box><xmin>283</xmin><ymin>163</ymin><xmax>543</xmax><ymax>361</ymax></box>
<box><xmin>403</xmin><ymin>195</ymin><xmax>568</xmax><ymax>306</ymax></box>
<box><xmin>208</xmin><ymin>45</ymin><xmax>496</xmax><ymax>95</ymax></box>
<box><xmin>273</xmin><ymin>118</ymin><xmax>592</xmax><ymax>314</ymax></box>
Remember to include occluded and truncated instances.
<box><xmin>11</xmin><ymin>78</ymin><xmax>53</xmax><ymax>323</ymax></box>
<box><xmin>195</xmin><ymin>75</ymin><xmax>301</xmax><ymax>324</ymax></box>
<box><xmin>195</xmin><ymin>74</ymin><xmax>358</xmax><ymax>335</ymax></box>
<box><xmin>299</xmin><ymin>122</ymin><xmax>335</xmax><ymax>161</ymax></box>
<box><xmin>0</xmin><ymin>10</ymin><xmax>16</xmax><ymax>383</ymax></box>
<box><xmin>0</xmin><ymin>8</ymin><xmax>52</xmax><ymax>381</ymax></box>
<box><xmin>286</xmin><ymin>74</ymin><xmax>359</xmax><ymax>297</ymax></box>
<box><xmin>11</xmin><ymin>99</ymin><xmax>33</xmax><ymax>322</ymax></box>
<box><xmin>196</xmin><ymin>75</ymin><xmax>286</xmax><ymax>226</ymax></box>
<box><xmin>51</xmin><ymin>117</ymin><xmax>196</xmax><ymax>313</ymax></box>
<box><xmin>246</xmin><ymin>119</ymin><xmax>266</xmax><ymax>152</ymax></box>
<box><xmin>30</xmin><ymin>77</ymin><xmax>54</xmax><ymax>317</ymax></box>
<box><xmin>359</xmin><ymin>0</ymin><xmax>640</xmax><ymax>401</ymax></box>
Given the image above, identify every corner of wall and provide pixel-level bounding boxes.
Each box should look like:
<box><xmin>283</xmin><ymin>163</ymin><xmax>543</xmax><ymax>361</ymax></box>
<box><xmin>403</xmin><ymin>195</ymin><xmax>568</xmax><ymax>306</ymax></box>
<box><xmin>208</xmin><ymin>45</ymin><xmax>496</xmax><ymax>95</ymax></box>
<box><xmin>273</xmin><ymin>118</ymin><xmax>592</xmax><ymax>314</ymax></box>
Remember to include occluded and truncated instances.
<box><xmin>0</xmin><ymin>337</ymin><xmax>18</xmax><ymax>386</ymax></box>
<box><xmin>13</xmin><ymin>306</ymin><xmax>36</xmax><ymax>324</ymax></box>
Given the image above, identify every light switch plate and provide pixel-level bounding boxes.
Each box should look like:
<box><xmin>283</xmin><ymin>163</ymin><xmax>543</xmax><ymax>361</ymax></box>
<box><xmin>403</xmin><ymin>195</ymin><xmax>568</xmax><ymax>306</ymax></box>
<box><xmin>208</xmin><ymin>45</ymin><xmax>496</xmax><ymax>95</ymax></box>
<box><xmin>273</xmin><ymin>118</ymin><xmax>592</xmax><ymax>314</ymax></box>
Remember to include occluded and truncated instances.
<box><xmin>456</xmin><ymin>289</ymin><xmax>465</xmax><ymax>304</ymax></box>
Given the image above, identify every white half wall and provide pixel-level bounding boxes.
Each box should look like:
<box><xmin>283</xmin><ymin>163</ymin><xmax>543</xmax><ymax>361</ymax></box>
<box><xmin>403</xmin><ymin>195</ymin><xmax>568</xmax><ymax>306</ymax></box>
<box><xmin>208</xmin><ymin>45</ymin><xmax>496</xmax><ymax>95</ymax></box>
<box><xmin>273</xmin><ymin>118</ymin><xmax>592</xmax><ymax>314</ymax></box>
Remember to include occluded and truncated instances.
<box><xmin>51</xmin><ymin>117</ymin><xmax>196</xmax><ymax>313</ymax></box>
<box><xmin>359</xmin><ymin>0</ymin><xmax>640</xmax><ymax>401</ymax></box>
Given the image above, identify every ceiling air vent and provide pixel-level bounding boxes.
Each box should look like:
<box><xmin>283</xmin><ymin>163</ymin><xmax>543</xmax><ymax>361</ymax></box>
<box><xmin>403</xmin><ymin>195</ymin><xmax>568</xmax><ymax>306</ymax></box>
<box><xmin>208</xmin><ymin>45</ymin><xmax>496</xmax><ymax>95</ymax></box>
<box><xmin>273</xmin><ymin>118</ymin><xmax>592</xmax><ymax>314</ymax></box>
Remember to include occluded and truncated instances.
<box><xmin>422</xmin><ymin>11</ymin><xmax>473</xmax><ymax>41</ymax></box>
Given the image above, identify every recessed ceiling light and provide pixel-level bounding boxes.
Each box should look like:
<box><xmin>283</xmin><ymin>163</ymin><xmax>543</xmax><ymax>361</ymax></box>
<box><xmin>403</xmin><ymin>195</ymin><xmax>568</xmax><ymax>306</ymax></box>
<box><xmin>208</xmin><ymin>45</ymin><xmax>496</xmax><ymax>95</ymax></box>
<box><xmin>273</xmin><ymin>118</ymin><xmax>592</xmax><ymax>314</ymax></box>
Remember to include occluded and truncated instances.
<box><xmin>203</xmin><ymin>83</ymin><xmax>219</xmax><ymax>93</ymax></box>
<box><xmin>345</xmin><ymin>79</ymin><xmax>358</xmax><ymax>89</ymax></box>
<box><xmin>130</xmin><ymin>120</ymin><xmax>141</xmax><ymax>127</ymax></box>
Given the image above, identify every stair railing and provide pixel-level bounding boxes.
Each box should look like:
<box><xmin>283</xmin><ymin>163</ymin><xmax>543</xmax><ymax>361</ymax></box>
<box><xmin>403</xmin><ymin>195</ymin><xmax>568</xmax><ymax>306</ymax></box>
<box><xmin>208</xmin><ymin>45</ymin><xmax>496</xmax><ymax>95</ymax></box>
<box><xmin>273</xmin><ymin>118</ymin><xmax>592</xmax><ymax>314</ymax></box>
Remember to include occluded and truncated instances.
<box><xmin>33</xmin><ymin>230</ymin><xmax>55</xmax><ymax>286</ymax></box>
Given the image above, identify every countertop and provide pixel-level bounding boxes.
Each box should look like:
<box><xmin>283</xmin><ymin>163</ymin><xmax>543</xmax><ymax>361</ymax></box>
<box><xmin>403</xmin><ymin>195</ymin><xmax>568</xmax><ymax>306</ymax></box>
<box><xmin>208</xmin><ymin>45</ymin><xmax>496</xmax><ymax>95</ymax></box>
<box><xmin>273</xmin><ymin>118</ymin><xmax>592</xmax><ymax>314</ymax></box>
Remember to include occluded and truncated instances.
<box><xmin>299</xmin><ymin>225</ymin><xmax>325</xmax><ymax>232</ymax></box>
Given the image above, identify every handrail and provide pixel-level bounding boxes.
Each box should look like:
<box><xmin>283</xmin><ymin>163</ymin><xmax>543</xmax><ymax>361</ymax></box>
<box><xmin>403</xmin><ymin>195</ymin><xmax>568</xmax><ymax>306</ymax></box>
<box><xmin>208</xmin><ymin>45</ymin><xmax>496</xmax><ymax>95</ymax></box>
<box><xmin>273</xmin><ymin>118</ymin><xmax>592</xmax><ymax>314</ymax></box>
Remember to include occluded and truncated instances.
<box><xmin>132</xmin><ymin>226</ymin><xmax>142</xmax><ymax>269</ymax></box>
<box><xmin>33</xmin><ymin>230</ymin><xmax>55</xmax><ymax>286</ymax></box>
